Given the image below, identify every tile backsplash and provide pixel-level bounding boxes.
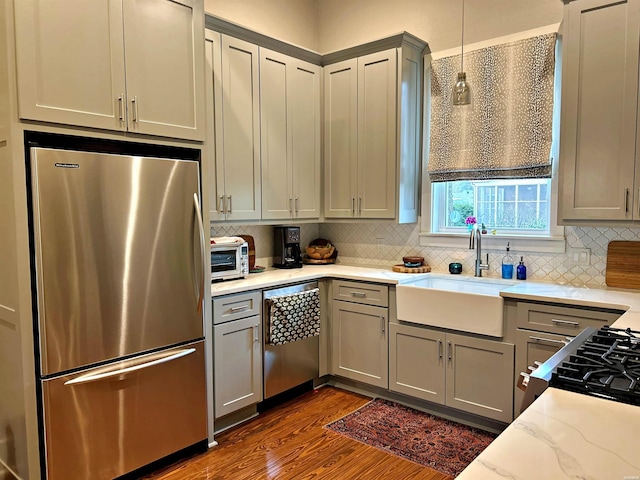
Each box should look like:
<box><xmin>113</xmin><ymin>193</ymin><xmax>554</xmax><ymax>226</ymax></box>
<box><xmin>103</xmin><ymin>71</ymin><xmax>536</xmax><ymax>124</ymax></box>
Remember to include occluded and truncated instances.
<box><xmin>319</xmin><ymin>222</ymin><xmax>640</xmax><ymax>287</ymax></box>
<box><xmin>210</xmin><ymin>222</ymin><xmax>640</xmax><ymax>286</ymax></box>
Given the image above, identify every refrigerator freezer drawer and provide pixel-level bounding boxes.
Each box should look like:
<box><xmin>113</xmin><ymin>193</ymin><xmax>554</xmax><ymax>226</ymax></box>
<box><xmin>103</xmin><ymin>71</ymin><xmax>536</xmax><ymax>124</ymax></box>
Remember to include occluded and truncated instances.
<box><xmin>41</xmin><ymin>340</ymin><xmax>207</xmax><ymax>480</ymax></box>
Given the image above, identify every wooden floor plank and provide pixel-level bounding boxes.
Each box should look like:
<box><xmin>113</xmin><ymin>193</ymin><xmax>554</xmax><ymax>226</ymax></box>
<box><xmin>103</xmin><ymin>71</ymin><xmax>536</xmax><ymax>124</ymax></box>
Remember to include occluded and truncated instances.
<box><xmin>144</xmin><ymin>386</ymin><xmax>453</xmax><ymax>480</ymax></box>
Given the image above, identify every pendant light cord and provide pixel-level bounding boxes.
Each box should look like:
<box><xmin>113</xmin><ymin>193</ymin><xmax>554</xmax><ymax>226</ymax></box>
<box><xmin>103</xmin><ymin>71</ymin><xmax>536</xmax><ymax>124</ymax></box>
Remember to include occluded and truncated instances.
<box><xmin>461</xmin><ymin>0</ymin><xmax>465</xmax><ymax>72</ymax></box>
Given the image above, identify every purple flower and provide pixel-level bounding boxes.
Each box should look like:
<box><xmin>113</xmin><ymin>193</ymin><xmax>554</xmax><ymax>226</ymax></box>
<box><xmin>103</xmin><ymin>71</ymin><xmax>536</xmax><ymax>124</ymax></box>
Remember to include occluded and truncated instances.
<box><xmin>465</xmin><ymin>216</ymin><xmax>477</xmax><ymax>225</ymax></box>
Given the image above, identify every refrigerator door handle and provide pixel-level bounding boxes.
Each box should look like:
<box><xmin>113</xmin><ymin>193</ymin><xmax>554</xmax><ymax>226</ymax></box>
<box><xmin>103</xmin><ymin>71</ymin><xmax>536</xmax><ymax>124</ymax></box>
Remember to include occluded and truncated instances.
<box><xmin>193</xmin><ymin>193</ymin><xmax>206</xmax><ymax>314</ymax></box>
<box><xmin>64</xmin><ymin>348</ymin><xmax>196</xmax><ymax>386</ymax></box>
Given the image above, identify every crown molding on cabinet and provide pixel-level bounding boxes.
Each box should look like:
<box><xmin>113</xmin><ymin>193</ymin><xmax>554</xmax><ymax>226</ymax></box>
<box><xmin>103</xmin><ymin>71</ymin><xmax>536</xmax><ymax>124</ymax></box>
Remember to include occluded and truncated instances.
<box><xmin>205</xmin><ymin>14</ymin><xmax>323</xmax><ymax>65</ymax></box>
<box><xmin>205</xmin><ymin>14</ymin><xmax>430</xmax><ymax>66</ymax></box>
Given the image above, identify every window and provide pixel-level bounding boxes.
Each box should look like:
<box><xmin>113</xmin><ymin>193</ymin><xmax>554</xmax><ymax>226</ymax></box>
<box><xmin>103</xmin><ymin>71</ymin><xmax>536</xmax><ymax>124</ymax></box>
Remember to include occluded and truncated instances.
<box><xmin>432</xmin><ymin>178</ymin><xmax>551</xmax><ymax>236</ymax></box>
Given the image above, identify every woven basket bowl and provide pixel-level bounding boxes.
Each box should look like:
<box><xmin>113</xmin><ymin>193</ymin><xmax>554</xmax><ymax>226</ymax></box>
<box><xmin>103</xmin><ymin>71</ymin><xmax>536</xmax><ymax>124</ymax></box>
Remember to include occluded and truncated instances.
<box><xmin>306</xmin><ymin>245</ymin><xmax>335</xmax><ymax>260</ymax></box>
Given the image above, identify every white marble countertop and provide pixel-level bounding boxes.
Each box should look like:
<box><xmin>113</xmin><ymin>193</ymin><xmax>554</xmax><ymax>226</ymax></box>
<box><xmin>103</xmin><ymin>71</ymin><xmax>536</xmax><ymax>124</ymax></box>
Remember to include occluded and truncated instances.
<box><xmin>210</xmin><ymin>264</ymin><xmax>432</xmax><ymax>297</ymax></box>
<box><xmin>458</xmin><ymin>388</ymin><xmax>640</xmax><ymax>480</ymax></box>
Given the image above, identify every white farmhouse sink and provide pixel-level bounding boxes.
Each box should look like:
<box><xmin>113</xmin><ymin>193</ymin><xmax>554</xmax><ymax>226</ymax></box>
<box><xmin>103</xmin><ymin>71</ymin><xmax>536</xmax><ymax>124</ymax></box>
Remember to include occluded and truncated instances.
<box><xmin>396</xmin><ymin>276</ymin><xmax>516</xmax><ymax>337</ymax></box>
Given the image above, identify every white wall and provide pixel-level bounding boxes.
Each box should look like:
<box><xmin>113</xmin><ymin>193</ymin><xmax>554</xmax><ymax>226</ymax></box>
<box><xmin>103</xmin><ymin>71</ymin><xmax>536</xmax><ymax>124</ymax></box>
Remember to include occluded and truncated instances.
<box><xmin>204</xmin><ymin>0</ymin><xmax>319</xmax><ymax>51</ymax></box>
<box><xmin>204</xmin><ymin>1</ymin><xmax>563</xmax><ymax>54</ymax></box>
<box><xmin>316</xmin><ymin>0</ymin><xmax>563</xmax><ymax>53</ymax></box>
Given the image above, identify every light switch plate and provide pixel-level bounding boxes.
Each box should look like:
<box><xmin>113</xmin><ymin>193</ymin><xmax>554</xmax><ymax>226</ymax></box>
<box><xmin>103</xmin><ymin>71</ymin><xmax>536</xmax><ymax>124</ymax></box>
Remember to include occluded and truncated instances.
<box><xmin>568</xmin><ymin>247</ymin><xmax>591</xmax><ymax>266</ymax></box>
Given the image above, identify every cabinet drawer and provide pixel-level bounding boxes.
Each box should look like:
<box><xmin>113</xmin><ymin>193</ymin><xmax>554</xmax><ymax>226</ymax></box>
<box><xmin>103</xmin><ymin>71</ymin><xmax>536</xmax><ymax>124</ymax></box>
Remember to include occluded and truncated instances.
<box><xmin>332</xmin><ymin>280</ymin><xmax>388</xmax><ymax>307</ymax></box>
<box><xmin>213</xmin><ymin>291</ymin><xmax>261</xmax><ymax>324</ymax></box>
<box><xmin>516</xmin><ymin>302</ymin><xmax>622</xmax><ymax>336</ymax></box>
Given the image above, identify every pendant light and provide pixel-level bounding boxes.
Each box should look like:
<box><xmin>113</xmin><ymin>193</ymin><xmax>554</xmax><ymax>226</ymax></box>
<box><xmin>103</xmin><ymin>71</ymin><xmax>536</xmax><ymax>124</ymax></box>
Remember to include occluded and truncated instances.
<box><xmin>453</xmin><ymin>0</ymin><xmax>470</xmax><ymax>105</ymax></box>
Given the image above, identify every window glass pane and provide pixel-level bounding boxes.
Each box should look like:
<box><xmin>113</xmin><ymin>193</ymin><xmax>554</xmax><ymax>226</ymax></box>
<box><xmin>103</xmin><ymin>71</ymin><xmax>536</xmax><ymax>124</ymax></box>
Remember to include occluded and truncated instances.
<box><xmin>433</xmin><ymin>178</ymin><xmax>551</xmax><ymax>235</ymax></box>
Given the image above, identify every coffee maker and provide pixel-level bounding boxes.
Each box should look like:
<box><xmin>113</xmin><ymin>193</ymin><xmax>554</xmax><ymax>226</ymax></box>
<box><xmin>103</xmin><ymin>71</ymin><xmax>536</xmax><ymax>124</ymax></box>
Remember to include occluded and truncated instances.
<box><xmin>273</xmin><ymin>226</ymin><xmax>303</xmax><ymax>269</ymax></box>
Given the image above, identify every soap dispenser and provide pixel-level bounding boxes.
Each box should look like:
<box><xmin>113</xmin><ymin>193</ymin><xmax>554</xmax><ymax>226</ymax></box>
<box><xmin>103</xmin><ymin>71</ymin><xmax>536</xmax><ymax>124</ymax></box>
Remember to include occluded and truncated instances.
<box><xmin>501</xmin><ymin>242</ymin><xmax>514</xmax><ymax>279</ymax></box>
<box><xmin>517</xmin><ymin>256</ymin><xmax>527</xmax><ymax>280</ymax></box>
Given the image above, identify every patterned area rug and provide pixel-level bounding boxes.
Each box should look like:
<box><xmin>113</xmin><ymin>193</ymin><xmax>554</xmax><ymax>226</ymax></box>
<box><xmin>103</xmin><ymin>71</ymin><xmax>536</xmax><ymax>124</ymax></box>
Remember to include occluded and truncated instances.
<box><xmin>325</xmin><ymin>398</ymin><xmax>497</xmax><ymax>477</ymax></box>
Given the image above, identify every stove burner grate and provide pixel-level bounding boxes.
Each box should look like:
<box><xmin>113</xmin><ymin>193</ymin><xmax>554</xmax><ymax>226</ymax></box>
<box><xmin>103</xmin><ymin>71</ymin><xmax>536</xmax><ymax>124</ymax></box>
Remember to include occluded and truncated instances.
<box><xmin>551</xmin><ymin>326</ymin><xmax>640</xmax><ymax>405</ymax></box>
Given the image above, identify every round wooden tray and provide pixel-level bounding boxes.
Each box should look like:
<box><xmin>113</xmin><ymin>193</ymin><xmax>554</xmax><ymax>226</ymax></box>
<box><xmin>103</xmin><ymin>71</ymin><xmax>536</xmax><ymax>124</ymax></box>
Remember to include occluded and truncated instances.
<box><xmin>392</xmin><ymin>263</ymin><xmax>431</xmax><ymax>273</ymax></box>
<box><xmin>303</xmin><ymin>256</ymin><xmax>336</xmax><ymax>265</ymax></box>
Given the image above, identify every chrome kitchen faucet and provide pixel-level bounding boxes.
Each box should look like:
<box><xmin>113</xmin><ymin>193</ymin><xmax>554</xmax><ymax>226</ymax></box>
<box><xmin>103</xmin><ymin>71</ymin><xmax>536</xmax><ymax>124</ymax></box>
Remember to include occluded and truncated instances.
<box><xmin>469</xmin><ymin>224</ymin><xmax>489</xmax><ymax>277</ymax></box>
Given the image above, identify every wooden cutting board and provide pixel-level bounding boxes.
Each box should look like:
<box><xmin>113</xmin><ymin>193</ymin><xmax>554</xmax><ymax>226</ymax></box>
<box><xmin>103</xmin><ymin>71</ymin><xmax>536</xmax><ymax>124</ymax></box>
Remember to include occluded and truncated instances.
<box><xmin>392</xmin><ymin>264</ymin><xmax>431</xmax><ymax>273</ymax></box>
<box><xmin>605</xmin><ymin>241</ymin><xmax>640</xmax><ymax>289</ymax></box>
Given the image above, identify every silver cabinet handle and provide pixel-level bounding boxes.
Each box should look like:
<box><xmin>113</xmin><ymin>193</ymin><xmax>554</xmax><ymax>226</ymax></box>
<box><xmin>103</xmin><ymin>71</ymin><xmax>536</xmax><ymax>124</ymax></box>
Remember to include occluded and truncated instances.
<box><xmin>529</xmin><ymin>336</ymin><xmax>566</xmax><ymax>345</ymax></box>
<box><xmin>438</xmin><ymin>340</ymin><xmax>443</xmax><ymax>359</ymax></box>
<box><xmin>295</xmin><ymin>197</ymin><xmax>299</xmax><ymax>214</ymax></box>
<box><xmin>64</xmin><ymin>348</ymin><xmax>195</xmax><ymax>385</ymax></box>
<box><xmin>253</xmin><ymin>325</ymin><xmax>259</xmax><ymax>343</ymax></box>
<box><xmin>358</xmin><ymin>197</ymin><xmax>362</xmax><ymax>215</ymax></box>
<box><xmin>381</xmin><ymin>315</ymin><xmax>385</xmax><ymax>334</ymax></box>
<box><xmin>230</xmin><ymin>305</ymin><xmax>249</xmax><ymax>312</ymax></box>
<box><xmin>193</xmin><ymin>193</ymin><xmax>205</xmax><ymax>314</ymax></box>
<box><xmin>447</xmin><ymin>341</ymin><xmax>452</xmax><ymax>361</ymax></box>
<box><xmin>351</xmin><ymin>197</ymin><xmax>355</xmax><ymax>215</ymax></box>
<box><xmin>625</xmin><ymin>188</ymin><xmax>630</xmax><ymax>212</ymax></box>
<box><xmin>227</xmin><ymin>195</ymin><xmax>232</xmax><ymax>214</ymax></box>
<box><xmin>289</xmin><ymin>198</ymin><xmax>293</xmax><ymax>215</ymax></box>
<box><xmin>118</xmin><ymin>94</ymin><xmax>124</xmax><ymax>121</ymax></box>
<box><xmin>131</xmin><ymin>96</ymin><xmax>138</xmax><ymax>122</ymax></box>
<box><xmin>551</xmin><ymin>318</ymin><xmax>580</xmax><ymax>327</ymax></box>
<box><xmin>351</xmin><ymin>291</ymin><xmax>367</xmax><ymax>298</ymax></box>
<box><xmin>219</xmin><ymin>195</ymin><xmax>226</xmax><ymax>214</ymax></box>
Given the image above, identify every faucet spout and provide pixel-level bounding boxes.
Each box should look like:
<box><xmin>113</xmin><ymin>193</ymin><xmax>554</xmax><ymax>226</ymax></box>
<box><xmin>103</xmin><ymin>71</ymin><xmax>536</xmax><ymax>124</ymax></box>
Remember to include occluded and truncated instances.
<box><xmin>468</xmin><ymin>225</ymin><xmax>489</xmax><ymax>277</ymax></box>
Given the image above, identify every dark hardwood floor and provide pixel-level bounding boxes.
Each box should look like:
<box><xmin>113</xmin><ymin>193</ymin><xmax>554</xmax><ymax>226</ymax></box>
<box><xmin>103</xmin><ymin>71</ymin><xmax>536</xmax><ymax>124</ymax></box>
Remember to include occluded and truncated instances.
<box><xmin>143</xmin><ymin>386</ymin><xmax>453</xmax><ymax>480</ymax></box>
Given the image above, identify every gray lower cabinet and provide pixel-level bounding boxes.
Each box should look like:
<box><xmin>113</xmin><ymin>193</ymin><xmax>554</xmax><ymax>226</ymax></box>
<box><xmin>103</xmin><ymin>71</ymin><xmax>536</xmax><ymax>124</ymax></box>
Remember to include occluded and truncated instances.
<box><xmin>213</xmin><ymin>292</ymin><xmax>262</xmax><ymax>419</ymax></box>
<box><xmin>331</xmin><ymin>300</ymin><xmax>388</xmax><ymax>389</ymax></box>
<box><xmin>390</xmin><ymin>322</ymin><xmax>515</xmax><ymax>423</ymax></box>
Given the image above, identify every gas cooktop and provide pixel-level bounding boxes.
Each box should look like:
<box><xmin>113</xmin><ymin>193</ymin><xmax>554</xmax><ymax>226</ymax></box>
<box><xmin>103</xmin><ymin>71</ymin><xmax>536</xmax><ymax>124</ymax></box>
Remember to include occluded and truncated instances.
<box><xmin>550</xmin><ymin>326</ymin><xmax>640</xmax><ymax>406</ymax></box>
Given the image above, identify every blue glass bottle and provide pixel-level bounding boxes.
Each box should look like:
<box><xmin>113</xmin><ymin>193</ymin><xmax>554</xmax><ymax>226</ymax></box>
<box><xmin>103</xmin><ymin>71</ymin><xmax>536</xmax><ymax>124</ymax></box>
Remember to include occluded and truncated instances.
<box><xmin>501</xmin><ymin>243</ymin><xmax>514</xmax><ymax>279</ymax></box>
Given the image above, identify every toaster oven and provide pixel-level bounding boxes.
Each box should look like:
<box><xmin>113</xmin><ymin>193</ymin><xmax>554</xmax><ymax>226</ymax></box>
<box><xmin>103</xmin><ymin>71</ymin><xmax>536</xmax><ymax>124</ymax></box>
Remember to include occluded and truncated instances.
<box><xmin>210</xmin><ymin>236</ymin><xmax>249</xmax><ymax>282</ymax></box>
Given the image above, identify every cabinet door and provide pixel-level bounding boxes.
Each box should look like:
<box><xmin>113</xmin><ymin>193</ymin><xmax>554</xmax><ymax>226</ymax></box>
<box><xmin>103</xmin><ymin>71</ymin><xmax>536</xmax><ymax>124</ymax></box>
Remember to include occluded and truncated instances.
<box><xmin>389</xmin><ymin>323</ymin><xmax>445</xmax><ymax>405</ymax></box>
<box><xmin>14</xmin><ymin>0</ymin><xmax>126</xmax><ymax>131</ymax></box>
<box><xmin>324</xmin><ymin>59</ymin><xmax>358</xmax><ymax>218</ymax></box>
<box><xmin>514</xmin><ymin>329</ymin><xmax>567</xmax><ymax>415</ymax></box>
<box><xmin>214</xmin><ymin>316</ymin><xmax>262</xmax><ymax>418</ymax></box>
<box><xmin>291</xmin><ymin>59</ymin><xmax>322</xmax><ymax>219</ymax></box>
<box><xmin>560</xmin><ymin>0</ymin><xmax>640</xmax><ymax>221</ymax></box>
<box><xmin>122</xmin><ymin>0</ymin><xmax>205</xmax><ymax>141</ymax></box>
<box><xmin>331</xmin><ymin>300</ymin><xmax>388</xmax><ymax>388</ymax></box>
<box><xmin>220</xmin><ymin>36</ymin><xmax>262</xmax><ymax>220</ymax></box>
<box><xmin>205</xmin><ymin>30</ymin><xmax>225</xmax><ymax>221</ymax></box>
<box><xmin>260</xmin><ymin>48</ymin><xmax>293</xmax><ymax>220</ymax></box>
<box><xmin>357</xmin><ymin>49</ymin><xmax>397</xmax><ymax>219</ymax></box>
<box><xmin>446</xmin><ymin>333</ymin><xmax>514</xmax><ymax>423</ymax></box>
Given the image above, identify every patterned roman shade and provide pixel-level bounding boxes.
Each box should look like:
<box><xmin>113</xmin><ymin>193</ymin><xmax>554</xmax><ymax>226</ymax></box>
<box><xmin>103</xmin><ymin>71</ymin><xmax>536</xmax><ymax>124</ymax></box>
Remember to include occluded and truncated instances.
<box><xmin>428</xmin><ymin>33</ymin><xmax>557</xmax><ymax>182</ymax></box>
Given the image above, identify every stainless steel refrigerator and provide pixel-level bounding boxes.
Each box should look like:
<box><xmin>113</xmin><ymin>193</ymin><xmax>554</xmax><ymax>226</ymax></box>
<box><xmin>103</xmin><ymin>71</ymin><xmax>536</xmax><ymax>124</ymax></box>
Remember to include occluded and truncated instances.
<box><xmin>29</xmin><ymin>145</ymin><xmax>207</xmax><ymax>480</ymax></box>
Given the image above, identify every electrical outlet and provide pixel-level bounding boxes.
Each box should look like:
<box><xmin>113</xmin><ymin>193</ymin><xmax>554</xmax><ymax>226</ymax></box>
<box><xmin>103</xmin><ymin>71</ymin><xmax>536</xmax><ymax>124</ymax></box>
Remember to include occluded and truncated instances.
<box><xmin>569</xmin><ymin>248</ymin><xmax>591</xmax><ymax>266</ymax></box>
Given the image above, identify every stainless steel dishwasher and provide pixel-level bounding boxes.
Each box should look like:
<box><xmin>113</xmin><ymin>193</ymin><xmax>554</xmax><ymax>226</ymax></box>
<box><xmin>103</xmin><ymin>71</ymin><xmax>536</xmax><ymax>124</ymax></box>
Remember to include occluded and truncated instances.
<box><xmin>263</xmin><ymin>282</ymin><xmax>320</xmax><ymax>398</ymax></box>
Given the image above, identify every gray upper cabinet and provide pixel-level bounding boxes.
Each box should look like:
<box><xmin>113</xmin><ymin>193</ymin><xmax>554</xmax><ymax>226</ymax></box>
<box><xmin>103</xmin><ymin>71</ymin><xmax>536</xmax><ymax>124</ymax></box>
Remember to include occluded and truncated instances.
<box><xmin>324</xmin><ymin>39</ymin><xmax>424</xmax><ymax>222</ymax></box>
<box><xmin>14</xmin><ymin>0</ymin><xmax>205</xmax><ymax>141</ymax></box>
<box><xmin>260</xmin><ymin>48</ymin><xmax>321</xmax><ymax>220</ymax></box>
<box><xmin>206</xmin><ymin>32</ymin><xmax>262</xmax><ymax>221</ymax></box>
<box><xmin>560</xmin><ymin>0</ymin><xmax>640</xmax><ymax>222</ymax></box>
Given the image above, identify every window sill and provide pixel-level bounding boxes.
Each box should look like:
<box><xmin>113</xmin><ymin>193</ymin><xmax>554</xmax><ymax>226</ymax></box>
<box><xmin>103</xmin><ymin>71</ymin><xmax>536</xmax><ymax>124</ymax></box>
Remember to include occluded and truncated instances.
<box><xmin>419</xmin><ymin>232</ymin><xmax>566</xmax><ymax>253</ymax></box>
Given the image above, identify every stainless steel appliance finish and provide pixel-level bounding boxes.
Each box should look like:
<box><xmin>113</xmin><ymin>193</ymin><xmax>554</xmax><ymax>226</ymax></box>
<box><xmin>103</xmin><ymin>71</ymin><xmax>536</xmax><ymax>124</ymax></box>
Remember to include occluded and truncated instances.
<box><xmin>210</xmin><ymin>236</ymin><xmax>249</xmax><ymax>281</ymax></box>
<box><xmin>263</xmin><ymin>282</ymin><xmax>319</xmax><ymax>398</ymax></box>
<box><xmin>520</xmin><ymin>327</ymin><xmax>595</xmax><ymax>412</ymax></box>
<box><xmin>30</xmin><ymin>146</ymin><xmax>207</xmax><ymax>479</ymax></box>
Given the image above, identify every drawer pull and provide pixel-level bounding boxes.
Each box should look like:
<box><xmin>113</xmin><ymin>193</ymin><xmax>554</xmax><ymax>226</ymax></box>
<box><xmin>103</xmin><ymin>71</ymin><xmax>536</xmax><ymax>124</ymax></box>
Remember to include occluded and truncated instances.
<box><xmin>551</xmin><ymin>318</ymin><xmax>580</xmax><ymax>327</ymax></box>
<box><xmin>351</xmin><ymin>291</ymin><xmax>367</xmax><ymax>298</ymax></box>
<box><xmin>381</xmin><ymin>315</ymin><xmax>385</xmax><ymax>334</ymax></box>
<box><xmin>230</xmin><ymin>305</ymin><xmax>250</xmax><ymax>312</ymax></box>
<box><xmin>447</xmin><ymin>341</ymin><xmax>452</xmax><ymax>361</ymax></box>
<box><xmin>529</xmin><ymin>336</ymin><xmax>567</xmax><ymax>345</ymax></box>
<box><xmin>438</xmin><ymin>340</ymin><xmax>443</xmax><ymax>359</ymax></box>
<box><xmin>253</xmin><ymin>325</ymin><xmax>259</xmax><ymax>343</ymax></box>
